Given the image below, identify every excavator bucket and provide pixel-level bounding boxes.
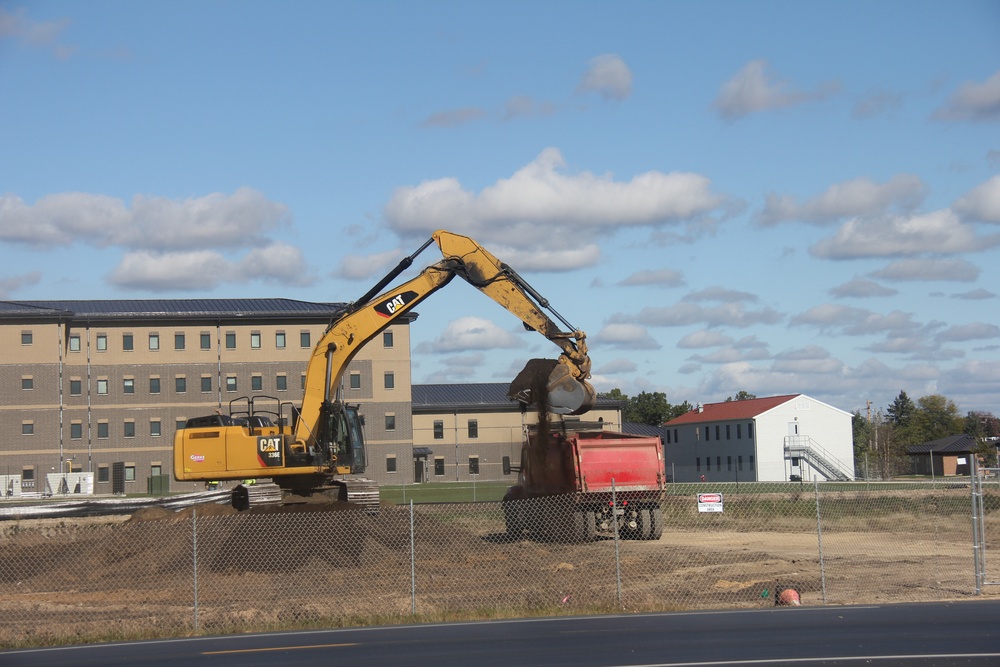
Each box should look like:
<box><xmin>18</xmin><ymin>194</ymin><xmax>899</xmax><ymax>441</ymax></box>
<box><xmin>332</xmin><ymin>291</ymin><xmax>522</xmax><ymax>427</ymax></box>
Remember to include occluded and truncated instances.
<box><xmin>508</xmin><ymin>358</ymin><xmax>597</xmax><ymax>416</ymax></box>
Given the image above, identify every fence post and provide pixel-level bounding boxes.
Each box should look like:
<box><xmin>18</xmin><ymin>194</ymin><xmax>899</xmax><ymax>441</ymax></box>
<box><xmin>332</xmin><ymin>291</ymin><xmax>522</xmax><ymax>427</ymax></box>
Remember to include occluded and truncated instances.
<box><xmin>410</xmin><ymin>500</ymin><xmax>416</xmax><ymax>614</ymax></box>
<box><xmin>611</xmin><ymin>478</ymin><xmax>623</xmax><ymax>610</ymax></box>
<box><xmin>192</xmin><ymin>506</ymin><xmax>199</xmax><ymax>630</ymax></box>
<box><xmin>814</xmin><ymin>480</ymin><xmax>827</xmax><ymax>604</ymax></box>
<box><xmin>972</xmin><ymin>460</ymin><xmax>984</xmax><ymax>594</ymax></box>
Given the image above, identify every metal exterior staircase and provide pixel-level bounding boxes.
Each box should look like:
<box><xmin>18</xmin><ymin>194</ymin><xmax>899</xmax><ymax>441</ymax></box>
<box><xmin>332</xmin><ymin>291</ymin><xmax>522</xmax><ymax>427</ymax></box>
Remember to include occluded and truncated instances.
<box><xmin>784</xmin><ymin>435</ymin><xmax>853</xmax><ymax>481</ymax></box>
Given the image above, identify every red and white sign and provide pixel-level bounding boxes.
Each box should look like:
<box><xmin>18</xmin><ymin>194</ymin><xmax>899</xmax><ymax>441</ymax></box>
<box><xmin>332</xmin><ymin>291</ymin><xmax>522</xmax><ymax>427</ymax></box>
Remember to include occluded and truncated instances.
<box><xmin>697</xmin><ymin>493</ymin><xmax>724</xmax><ymax>513</ymax></box>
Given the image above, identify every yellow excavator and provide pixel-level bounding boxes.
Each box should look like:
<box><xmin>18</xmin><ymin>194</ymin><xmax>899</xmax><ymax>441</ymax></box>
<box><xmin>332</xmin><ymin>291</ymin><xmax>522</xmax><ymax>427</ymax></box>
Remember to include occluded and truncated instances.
<box><xmin>173</xmin><ymin>230</ymin><xmax>596</xmax><ymax>510</ymax></box>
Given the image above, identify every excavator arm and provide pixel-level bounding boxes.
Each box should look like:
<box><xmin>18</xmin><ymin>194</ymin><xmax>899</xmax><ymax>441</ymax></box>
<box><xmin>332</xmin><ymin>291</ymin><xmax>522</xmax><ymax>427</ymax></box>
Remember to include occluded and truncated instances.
<box><xmin>294</xmin><ymin>230</ymin><xmax>596</xmax><ymax>452</ymax></box>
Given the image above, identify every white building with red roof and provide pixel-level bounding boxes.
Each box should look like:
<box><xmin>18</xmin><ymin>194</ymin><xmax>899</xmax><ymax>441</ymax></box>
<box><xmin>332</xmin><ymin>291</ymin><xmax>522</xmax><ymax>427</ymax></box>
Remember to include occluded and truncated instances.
<box><xmin>662</xmin><ymin>394</ymin><xmax>855</xmax><ymax>483</ymax></box>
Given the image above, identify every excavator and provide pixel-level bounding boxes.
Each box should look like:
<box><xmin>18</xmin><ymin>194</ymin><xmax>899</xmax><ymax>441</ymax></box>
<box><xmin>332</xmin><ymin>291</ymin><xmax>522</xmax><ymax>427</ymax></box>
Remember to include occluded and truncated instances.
<box><xmin>173</xmin><ymin>230</ymin><xmax>597</xmax><ymax>511</ymax></box>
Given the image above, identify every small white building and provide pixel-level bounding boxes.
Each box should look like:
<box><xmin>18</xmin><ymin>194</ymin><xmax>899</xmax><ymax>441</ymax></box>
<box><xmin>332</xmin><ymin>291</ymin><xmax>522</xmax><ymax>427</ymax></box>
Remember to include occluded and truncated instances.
<box><xmin>662</xmin><ymin>394</ymin><xmax>855</xmax><ymax>483</ymax></box>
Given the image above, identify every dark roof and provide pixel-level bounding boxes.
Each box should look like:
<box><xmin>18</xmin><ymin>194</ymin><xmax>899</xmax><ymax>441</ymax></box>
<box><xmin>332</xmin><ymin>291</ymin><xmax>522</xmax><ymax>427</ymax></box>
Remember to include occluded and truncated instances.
<box><xmin>664</xmin><ymin>394</ymin><xmax>801</xmax><ymax>426</ymax></box>
<box><xmin>622</xmin><ymin>422</ymin><xmax>666</xmax><ymax>438</ymax></box>
<box><xmin>412</xmin><ymin>382</ymin><xmax>621</xmax><ymax>413</ymax></box>
<box><xmin>1</xmin><ymin>298</ymin><xmax>347</xmax><ymax>320</ymax></box>
<box><xmin>906</xmin><ymin>434</ymin><xmax>977</xmax><ymax>455</ymax></box>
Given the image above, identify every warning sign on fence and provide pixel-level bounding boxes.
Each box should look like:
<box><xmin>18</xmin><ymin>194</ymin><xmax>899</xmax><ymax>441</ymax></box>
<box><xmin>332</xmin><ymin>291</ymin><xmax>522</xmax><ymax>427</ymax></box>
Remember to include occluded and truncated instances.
<box><xmin>698</xmin><ymin>493</ymin><xmax>724</xmax><ymax>513</ymax></box>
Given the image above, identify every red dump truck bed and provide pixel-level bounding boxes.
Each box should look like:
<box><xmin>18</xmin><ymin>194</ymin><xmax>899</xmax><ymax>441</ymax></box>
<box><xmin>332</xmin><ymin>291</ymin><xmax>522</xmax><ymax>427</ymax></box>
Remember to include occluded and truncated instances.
<box><xmin>574</xmin><ymin>432</ymin><xmax>665</xmax><ymax>493</ymax></box>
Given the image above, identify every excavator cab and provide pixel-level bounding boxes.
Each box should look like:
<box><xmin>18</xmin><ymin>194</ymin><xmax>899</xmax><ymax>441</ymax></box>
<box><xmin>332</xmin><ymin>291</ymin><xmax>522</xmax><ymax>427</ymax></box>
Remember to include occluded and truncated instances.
<box><xmin>315</xmin><ymin>401</ymin><xmax>367</xmax><ymax>474</ymax></box>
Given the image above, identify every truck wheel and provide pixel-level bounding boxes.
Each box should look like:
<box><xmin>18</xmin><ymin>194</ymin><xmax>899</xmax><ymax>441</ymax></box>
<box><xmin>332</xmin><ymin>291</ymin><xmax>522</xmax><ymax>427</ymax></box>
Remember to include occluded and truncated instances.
<box><xmin>503</xmin><ymin>502</ymin><xmax>522</xmax><ymax>539</ymax></box>
<box><xmin>649</xmin><ymin>506</ymin><xmax>664</xmax><ymax>540</ymax></box>
<box><xmin>584</xmin><ymin>510</ymin><xmax>598</xmax><ymax>541</ymax></box>
<box><xmin>637</xmin><ymin>508</ymin><xmax>652</xmax><ymax>540</ymax></box>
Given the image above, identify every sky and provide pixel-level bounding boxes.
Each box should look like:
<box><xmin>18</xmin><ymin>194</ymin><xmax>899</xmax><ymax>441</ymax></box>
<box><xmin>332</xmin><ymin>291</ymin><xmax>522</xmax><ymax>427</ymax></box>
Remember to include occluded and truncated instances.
<box><xmin>2</xmin><ymin>1</ymin><xmax>999</xmax><ymax>418</ymax></box>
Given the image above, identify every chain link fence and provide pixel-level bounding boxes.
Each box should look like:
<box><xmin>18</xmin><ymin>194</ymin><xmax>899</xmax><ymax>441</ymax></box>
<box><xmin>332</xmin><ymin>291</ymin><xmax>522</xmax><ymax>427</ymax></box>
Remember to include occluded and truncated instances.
<box><xmin>1</xmin><ymin>480</ymin><xmax>994</xmax><ymax>646</ymax></box>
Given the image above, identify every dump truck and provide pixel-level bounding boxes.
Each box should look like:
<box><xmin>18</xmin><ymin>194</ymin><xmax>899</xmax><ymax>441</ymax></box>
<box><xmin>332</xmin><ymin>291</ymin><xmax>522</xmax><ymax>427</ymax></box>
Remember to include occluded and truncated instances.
<box><xmin>502</xmin><ymin>421</ymin><xmax>666</xmax><ymax>541</ymax></box>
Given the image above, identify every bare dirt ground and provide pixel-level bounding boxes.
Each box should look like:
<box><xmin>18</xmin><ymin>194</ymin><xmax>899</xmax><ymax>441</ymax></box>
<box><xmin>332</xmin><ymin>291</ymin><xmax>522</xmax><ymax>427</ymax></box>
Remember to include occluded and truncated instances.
<box><xmin>0</xmin><ymin>499</ymin><xmax>992</xmax><ymax>646</ymax></box>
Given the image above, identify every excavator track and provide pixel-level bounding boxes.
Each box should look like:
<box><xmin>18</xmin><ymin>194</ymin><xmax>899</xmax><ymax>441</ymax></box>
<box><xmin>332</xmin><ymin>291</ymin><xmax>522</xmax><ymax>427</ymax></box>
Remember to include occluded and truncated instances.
<box><xmin>336</xmin><ymin>478</ymin><xmax>380</xmax><ymax>515</ymax></box>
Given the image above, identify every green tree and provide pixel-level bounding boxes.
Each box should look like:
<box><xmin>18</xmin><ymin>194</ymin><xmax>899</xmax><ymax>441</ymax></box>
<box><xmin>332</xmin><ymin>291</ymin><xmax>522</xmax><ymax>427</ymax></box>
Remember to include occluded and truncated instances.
<box><xmin>907</xmin><ymin>394</ymin><xmax>962</xmax><ymax>444</ymax></box>
<box><xmin>666</xmin><ymin>400</ymin><xmax>694</xmax><ymax>421</ymax></box>
<box><xmin>625</xmin><ymin>391</ymin><xmax>673</xmax><ymax>426</ymax></box>
<box><xmin>725</xmin><ymin>391</ymin><xmax>757</xmax><ymax>402</ymax></box>
<box><xmin>886</xmin><ymin>390</ymin><xmax>916</xmax><ymax>427</ymax></box>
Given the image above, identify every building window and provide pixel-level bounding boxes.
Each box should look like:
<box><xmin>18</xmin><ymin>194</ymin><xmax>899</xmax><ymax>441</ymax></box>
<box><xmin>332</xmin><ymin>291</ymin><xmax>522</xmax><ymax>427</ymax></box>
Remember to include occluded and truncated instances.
<box><xmin>433</xmin><ymin>420</ymin><xmax>444</xmax><ymax>439</ymax></box>
<box><xmin>200</xmin><ymin>333</ymin><xmax>212</xmax><ymax>350</ymax></box>
<box><xmin>150</xmin><ymin>377</ymin><xmax>161</xmax><ymax>394</ymax></box>
<box><xmin>125</xmin><ymin>465</ymin><xmax>136</xmax><ymax>482</ymax></box>
<box><xmin>97</xmin><ymin>422</ymin><xmax>109</xmax><ymax>439</ymax></box>
<box><xmin>70</xmin><ymin>379</ymin><xmax>81</xmax><ymax>396</ymax></box>
<box><xmin>726</xmin><ymin>425</ymin><xmax>731</xmax><ymax>440</ymax></box>
<box><xmin>716</xmin><ymin>456</ymin><xmax>722</xmax><ymax>470</ymax></box>
<box><xmin>96</xmin><ymin>334</ymin><xmax>107</xmax><ymax>351</ymax></box>
<box><xmin>70</xmin><ymin>423</ymin><xmax>83</xmax><ymax>439</ymax></box>
<box><xmin>122</xmin><ymin>333</ymin><xmax>133</xmax><ymax>351</ymax></box>
<box><xmin>123</xmin><ymin>378</ymin><xmax>134</xmax><ymax>394</ymax></box>
<box><xmin>384</xmin><ymin>372</ymin><xmax>394</xmax><ymax>389</ymax></box>
<box><xmin>737</xmin><ymin>424</ymin><xmax>742</xmax><ymax>439</ymax></box>
<box><xmin>696</xmin><ymin>457</ymin><xmax>701</xmax><ymax>471</ymax></box>
<box><xmin>151</xmin><ymin>420</ymin><xmax>161</xmax><ymax>437</ymax></box>
<box><xmin>21</xmin><ymin>377</ymin><xmax>33</xmax><ymax>390</ymax></box>
<box><xmin>749</xmin><ymin>455</ymin><xmax>755</xmax><ymax>470</ymax></box>
<box><xmin>738</xmin><ymin>456</ymin><xmax>744</xmax><ymax>471</ymax></box>
<box><xmin>666</xmin><ymin>430</ymin><xmax>671</xmax><ymax>444</ymax></box>
<box><xmin>97</xmin><ymin>379</ymin><xmax>109</xmax><ymax>395</ymax></box>
<box><xmin>148</xmin><ymin>333</ymin><xmax>159</xmax><ymax>350</ymax></box>
<box><xmin>469</xmin><ymin>456</ymin><xmax>480</xmax><ymax>475</ymax></box>
<box><xmin>124</xmin><ymin>421</ymin><xmax>136</xmax><ymax>438</ymax></box>
<box><xmin>705</xmin><ymin>426</ymin><xmax>710</xmax><ymax>441</ymax></box>
<box><xmin>275</xmin><ymin>332</ymin><xmax>286</xmax><ymax>349</ymax></box>
<box><xmin>175</xmin><ymin>376</ymin><xmax>187</xmax><ymax>393</ymax></box>
<box><xmin>695</xmin><ymin>427</ymin><xmax>700</xmax><ymax>442</ymax></box>
<box><xmin>226</xmin><ymin>376</ymin><xmax>237</xmax><ymax>392</ymax></box>
<box><xmin>706</xmin><ymin>457</ymin><xmax>711</xmax><ymax>471</ymax></box>
<box><xmin>715</xmin><ymin>425</ymin><xmax>720</xmax><ymax>440</ymax></box>
<box><xmin>674</xmin><ymin>429</ymin><xmax>678</xmax><ymax>443</ymax></box>
<box><xmin>301</xmin><ymin>374</ymin><xmax>306</xmax><ymax>390</ymax></box>
<box><xmin>727</xmin><ymin>456</ymin><xmax>732</xmax><ymax>471</ymax></box>
<box><xmin>383</xmin><ymin>331</ymin><xmax>393</xmax><ymax>348</ymax></box>
<box><xmin>385</xmin><ymin>414</ymin><xmax>396</xmax><ymax>431</ymax></box>
<box><xmin>250</xmin><ymin>332</ymin><xmax>261</xmax><ymax>349</ymax></box>
<box><xmin>300</xmin><ymin>331</ymin><xmax>311</xmax><ymax>348</ymax></box>
<box><xmin>276</xmin><ymin>375</ymin><xmax>287</xmax><ymax>391</ymax></box>
<box><xmin>748</xmin><ymin>423</ymin><xmax>754</xmax><ymax>439</ymax></box>
<box><xmin>251</xmin><ymin>376</ymin><xmax>263</xmax><ymax>391</ymax></box>
<box><xmin>174</xmin><ymin>333</ymin><xmax>185</xmax><ymax>350</ymax></box>
<box><xmin>97</xmin><ymin>466</ymin><xmax>109</xmax><ymax>483</ymax></box>
<box><xmin>386</xmin><ymin>456</ymin><xmax>397</xmax><ymax>473</ymax></box>
<box><xmin>225</xmin><ymin>332</ymin><xmax>236</xmax><ymax>349</ymax></box>
<box><xmin>21</xmin><ymin>331</ymin><xmax>32</xmax><ymax>345</ymax></box>
<box><xmin>69</xmin><ymin>335</ymin><xmax>81</xmax><ymax>352</ymax></box>
<box><xmin>350</xmin><ymin>373</ymin><xmax>361</xmax><ymax>389</ymax></box>
<box><xmin>434</xmin><ymin>458</ymin><xmax>445</xmax><ymax>476</ymax></box>
<box><xmin>468</xmin><ymin>420</ymin><xmax>478</xmax><ymax>438</ymax></box>
<box><xmin>176</xmin><ymin>419</ymin><xmax>186</xmax><ymax>431</ymax></box>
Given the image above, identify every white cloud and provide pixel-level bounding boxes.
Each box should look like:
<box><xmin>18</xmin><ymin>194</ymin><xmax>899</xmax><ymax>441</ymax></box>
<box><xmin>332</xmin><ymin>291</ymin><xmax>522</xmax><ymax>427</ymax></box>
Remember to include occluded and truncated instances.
<box><xmin>790</xmin><ymin>304</ymin><xmax>919</xmax><ymax>336</ymax></box>
<box><xmin>0</xmin><ymin>7</ymin><xmax>74</xmax><ymax>58</ymax></box>
<box><xmin>594</xmin><ymin>358</ymin><xmax>638</xmax><ymax>375</ymax></box>
<box><xmin>810</xmin><ymin>210</ymin><xmax>1000</xmax><ymax>259</ymax></box>
<box><xmin>713</xmin><ymin>59</ymin><xmax>840</xmax><ymax>120</ymax></box>
<box><xmin>420</xmin><ymin>107</ymin><xmax>487</xmax><ymax>128</ymax></box>
<box><xmin>576</xmin><ymin>54</ymin><xmax>633</xmax><ymax>101</ymax></box>
<box><xmin>0</xmin><ymin>271</ymin><xmax>42</xmax><ymax>298</ymax></box>
<box><xmin>334</xmin><ymin>249</ymin><xmax>405</xmax><ymax>281</ymax></box>
<box><xmin>384</xmin><ymin>148</ymin><xmax>729</xmax><ymax>269</ymax></box>
<box><xmin>934</xmin><ymin>323</ymin><xmax>1000</xmax><ymax>343</ymax></box>
<box><xmin>829</xmin><ymin>278</ymin><xmax>898</xmax><ymax>298</ymax></box>
<box><xmin>618</xmin><ymin>269</ymin><xmax>685</xmax><ymax>288</ymax></box>
<box><xmin>759</xmin><ymin>175</ymin><xmax>926</xmax><ymax>226</ymax></box>
<box><xmin>682</xmin><ymin>286</ymin><xmax>757</xmax><ymax>303</ymax></box>
<box><xmin>954</xmin><ymin>175</ymin><xmax>1000</xmax><ymax>223</ymax></box>
<box><xmin>870</xmin><ymin>258</ymin><xmax>980</xmax><ymax>283</ymax></box>
<box><xmin>933</xmin><ymin>69</ymin><xmax>1000</xmax><ymax>122</ymax></box>
<box><xmin>0</xmin><ymin>188</ymin><xmax>290</xmax><ymax>251</ymax></box>
<box><xmin>677</xmin><ymin>330</ymin><xmax>733</xmax><ymax>349</ymax></box>
<box><xmin>591</xmin><ymin>323</ymin><xmax>662</xmax><ymax>350</ymax></box>
<box><xmin>628</xmin><ymin>302</ymin><xmax>783</xmax><ymax>328</ymax></box>
<box><xmin>415</xmin><ymin>316</ymin><xmax>521</xmax><ymax>353</ymax></box>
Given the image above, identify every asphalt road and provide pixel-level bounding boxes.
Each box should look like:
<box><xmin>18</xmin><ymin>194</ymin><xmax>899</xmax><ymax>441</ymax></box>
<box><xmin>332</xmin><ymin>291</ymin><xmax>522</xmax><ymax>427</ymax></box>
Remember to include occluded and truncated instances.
<box><xmin>5</xmin><ymin>600</ymin><xmax>1000</xmax><ymax>667</ymax></box>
